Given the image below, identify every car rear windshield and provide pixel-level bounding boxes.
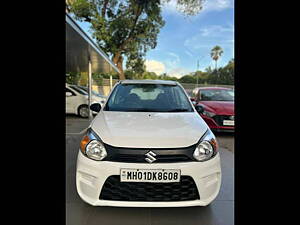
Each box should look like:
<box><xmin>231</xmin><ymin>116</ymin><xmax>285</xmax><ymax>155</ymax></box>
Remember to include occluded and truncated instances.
<box><xmin>200</xmin><ymin>89</ymin><xmax>234</xmax><ymax>101</ymax></box>
<box><xmin>104</xmin><ymin>83</ymin><xmax>193</xmax><ymax>112</ymax></box>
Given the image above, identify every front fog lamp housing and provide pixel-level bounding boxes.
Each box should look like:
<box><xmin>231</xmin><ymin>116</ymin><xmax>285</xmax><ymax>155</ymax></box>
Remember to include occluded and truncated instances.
<box><xmin>80</xmin><ymin>129</ymin><xmax>107</xmax><ymax>161</ymax></box>
<box><xmin>193</xmin><ymin>130</ymin><xmax>218</xmax><ymax>162</ymax></box>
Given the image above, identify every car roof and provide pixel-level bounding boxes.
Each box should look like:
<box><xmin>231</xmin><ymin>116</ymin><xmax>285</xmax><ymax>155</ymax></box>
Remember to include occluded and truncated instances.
<box><xmin>120</xmin><ymin>80</ymin><xmax>178</xmax><ymax>85</ymax></box>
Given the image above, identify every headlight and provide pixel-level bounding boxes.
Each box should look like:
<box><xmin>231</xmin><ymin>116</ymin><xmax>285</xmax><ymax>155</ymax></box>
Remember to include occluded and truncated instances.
<box><xmin>202</xmin><ymin>110</ymin><xmax>216</xmax><ymax>117</ymax></box>
<box><xmin>193</xmin><ymin>129</ymin><xmax>218</xmax><ymax>162</ymax></box>
<box><xmin>80</xmin><ymin>129</ymin><xmax>107</xmax><ymax>161</ymax></box>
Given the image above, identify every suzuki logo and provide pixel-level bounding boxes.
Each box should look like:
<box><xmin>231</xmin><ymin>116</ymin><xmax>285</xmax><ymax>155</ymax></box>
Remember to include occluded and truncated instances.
<box><xmin>145</xmin><ymin>151</ymin><xmax>157</xmax><ymax>163</ymax></box>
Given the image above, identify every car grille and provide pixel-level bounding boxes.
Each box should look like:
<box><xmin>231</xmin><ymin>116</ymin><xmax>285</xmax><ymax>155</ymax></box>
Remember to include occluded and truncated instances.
<box><xmin>99</xmin><ymin>175</ymin><xmax>200</xmax><ymax>202</ymax></box>
<box><xmin>103</xmin><ymin>144</ymin><xmax>196</xmax><ymax>163</ymax></box>
<box><xmin>212</xmin><ymin>115</ymin><xmax>233</xmax><ymax>126</ymax></box>
<box><xmin>111</xmin><ymin>154</ymin><xmax>191</xmax><ymax>163</ymax></box>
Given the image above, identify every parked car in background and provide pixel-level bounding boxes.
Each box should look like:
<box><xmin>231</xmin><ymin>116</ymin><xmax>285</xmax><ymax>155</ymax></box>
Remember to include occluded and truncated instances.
<box><xmin>194</xmin><ymin>87</ymin><xmax>234</xmax><ymax>132</ymax></box>
<box><xmin>76</xmin><ymin>85</ymin><xmax>107</xmax><ymax>104</ymax></box>
<box><xmin>66</xmin><ymin>84</ymin><xmax>105</xmax><ymax>118</ymax></box>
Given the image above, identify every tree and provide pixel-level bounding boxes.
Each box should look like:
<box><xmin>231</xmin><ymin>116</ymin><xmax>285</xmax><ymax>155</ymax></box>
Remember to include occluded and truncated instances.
<box><xmin>204</xmin><ymin>59</ymin><xmax>234</xmax><ymax>85</ymax></box>
<box><xmin>126</xmin><ymin>53</ymin><xmax>146</xmax><ymax>75</ymax></box>
<box><xmin>178</xmin><ymin>75</ymin><xmax>196</xmax><ymax>83</ymax></box>
<box><xmin>163</xmin><ymin>0</ymin><xmax>205</xmax><ymax>16</ymax></box>
<box><xmin>68</xmin><ymin>0</ymin><xmax>205</xmax><ymax>80</ymax></box>
<box><xmin>210</xmin><ymin>45</ymin><xmax>224</xmax><ymax>71</ymax></box>
<box><xmin>218</xmin><ymin>58</ymin><xmax>234</xmax><ymax>84</ymax></box>
<box><xmin>66</xmin><ymin>72</ymin><xmax>81</xmax><ymax>84</ymax></box>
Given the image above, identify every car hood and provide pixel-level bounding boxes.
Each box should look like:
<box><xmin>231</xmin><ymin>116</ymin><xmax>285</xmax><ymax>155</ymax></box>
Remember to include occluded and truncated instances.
<box><xmin>90</xmin><ymin>111</ymin><xmax>208</xmax><ymax>148</ymax></box>
<box><xmin>200</xmin><ymin>101</ymin><xmax>234</xmax><ymax>115</ymax></box>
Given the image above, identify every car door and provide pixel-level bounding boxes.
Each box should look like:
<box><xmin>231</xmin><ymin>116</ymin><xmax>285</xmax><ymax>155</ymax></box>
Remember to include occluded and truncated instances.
<box><xmin>66</xmin><ymin>87</ymin><xmax>77</xmax><ymax>114</ymax></box>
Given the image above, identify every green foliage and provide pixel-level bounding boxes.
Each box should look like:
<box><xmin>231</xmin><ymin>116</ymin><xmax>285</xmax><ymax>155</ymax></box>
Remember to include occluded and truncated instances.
<box><xmin>92</xmin><ymin>72</ymin><xmax>119</xmax><ymax>82</ymax></box>
<box><xmin>162</xmin><ymin>0</ymin><xmax>205</xmax><ymax>16</ymax></box>
<box><xmin>122</xmin><ymin>58</ymin><xmax>234</xmax><ymax>85</ymax></box>
<box><xmin>211</xmin><ymin>45</ymin><xmax>224</xmax><ymax>70</ymax></box>
<box><xmin>67</xmin><ymin>58</ymin><xmax>234</xmax><ymax>86</ymax></box>
<box><xmin>66</xmin><ymin>72</ymin><xmax>81</xmax><ymax>85</ymax></box>
<box><xmin>124</xmin><ymin>69</ymin><xmax>178</xmax><ymax>81</ymax></box>
<box><xmin>92</xmin><ymin>73</ymin><xmax>104</xmax><ymax>86</ymax></box>
<box><xmin>78</xmin><ymin>72</ymin><xmax>88</xmax><ymax>86</ymax></box>
<box><xmin>211</xmin><ymin>45</ymin><xmax>224</xmax><ymax>61</ymax></box>
<box><xmin>178</xmin><ymin>75</ymin><xmax>195</xmax><ymax>83</ymax></box>
<box><xmin>158</xmin><ymin>74</ymin><xmax>178</xmax><ymax>81</ymax></box>
<box><xmin>179</xmin><ymin>59</ymin><xmax>234</xmax><ymax>85</ymax></box>
<box><xmin>126</xmin><ymin>54</ymin><xmax>146</xmax><ymax>75</ymax></box>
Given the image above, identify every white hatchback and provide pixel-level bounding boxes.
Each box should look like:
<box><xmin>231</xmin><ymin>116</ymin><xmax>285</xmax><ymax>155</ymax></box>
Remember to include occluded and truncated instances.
<box><xmin>76</xmin><ymin>80</ymin><xmax>221</xmax><ymax>207</ymax></box>
<box><xmin>66</xmin><ymin>84</ymin><xmax>106</xmax><ymax>118</ymax></box>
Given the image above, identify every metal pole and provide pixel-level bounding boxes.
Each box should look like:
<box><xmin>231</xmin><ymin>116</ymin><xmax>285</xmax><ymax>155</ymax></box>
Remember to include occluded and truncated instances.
<box><xmin>88</xmin><ymin>60</ymin><xmax>92</xmax><ymax>120</ymax></box>
<box><xmin>196</xmin><ymin>59</ymin><xmax>199</xmax><ymax>88</ymax></box>
<box><xmin>110</xmin><ymin>75</ymin><xmax>113</xmax><ymax>91</ymax></box>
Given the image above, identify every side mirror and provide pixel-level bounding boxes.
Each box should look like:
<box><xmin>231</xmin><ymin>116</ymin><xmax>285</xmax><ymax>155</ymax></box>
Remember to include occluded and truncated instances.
<box><xmin>90</xmin><ymin>103</ymin><xmax>101</xmax><ymax>112</ymax></box>
<box><xmin>66</xmin><ymin>92</ymin><xmax>72</xmax><ymax>97</ymax></box>
<box><xmin>190</xmin><ymin>97</ymin><xmax>196</xmax><ymax>105</ymax></box>
<box><xmin>195</xmin><ymin>105</ymin><xmax>204</xmax><ymax>114</ymax></box>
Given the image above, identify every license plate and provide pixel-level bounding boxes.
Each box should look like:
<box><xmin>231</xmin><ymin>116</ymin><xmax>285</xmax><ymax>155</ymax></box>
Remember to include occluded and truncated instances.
<box><xmin>223</xmin><ymin>120</ymin><xmax>234</xmax><ymax>126</ymax></box>
<box><xmin>120</xmin><ymin>169</ymin><xmax>181</xmax><ymax>183</ymax></box>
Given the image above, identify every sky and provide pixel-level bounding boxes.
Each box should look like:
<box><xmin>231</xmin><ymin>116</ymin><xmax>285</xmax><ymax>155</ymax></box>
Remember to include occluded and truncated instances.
<box><xmin>76</xmin><ymin>0</ymin><xmax>234</xmax><ymax>78</ymax></box>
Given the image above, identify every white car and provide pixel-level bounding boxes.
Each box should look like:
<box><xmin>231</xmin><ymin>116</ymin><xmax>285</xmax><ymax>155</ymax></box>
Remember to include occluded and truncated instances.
<box><xmin>66</xmin><ymin>84</ymin><xmax>106</xmax><ymax>118</ymax></box>
<box><xmin>76</xmin><ymin>80</ymin><xmax>221</xmax><ymax>207</ymax></box>
<box><xmin>75</xmin><ymin>85</ymin><xmax>108</xmax><ymax>101</ymax></box>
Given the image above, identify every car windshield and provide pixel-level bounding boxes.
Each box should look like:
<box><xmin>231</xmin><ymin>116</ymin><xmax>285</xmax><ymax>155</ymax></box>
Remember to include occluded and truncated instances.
<box><xmin>105</xmin><ymin>83</ymin><xmax>194</xmax><ymax>112</ymax></box>
<box><xmin>200</xmin><ymin>89</ymin><xmax>234</xmax><ymax>101</ymax></box>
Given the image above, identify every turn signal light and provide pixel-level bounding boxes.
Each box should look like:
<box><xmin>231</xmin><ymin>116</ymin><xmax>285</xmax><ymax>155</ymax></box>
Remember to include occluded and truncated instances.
<box><xmin>80</xmin><ymin>135</ymin><xmax>90</xmax><ymax>154</ymax></box>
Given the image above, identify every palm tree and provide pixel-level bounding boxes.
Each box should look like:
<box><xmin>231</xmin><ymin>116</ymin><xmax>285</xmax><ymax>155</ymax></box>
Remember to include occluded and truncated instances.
<box><xmin>210</xmin><ymin>45</ymin><xmax>224</xmax><ymax>71</ymax></box>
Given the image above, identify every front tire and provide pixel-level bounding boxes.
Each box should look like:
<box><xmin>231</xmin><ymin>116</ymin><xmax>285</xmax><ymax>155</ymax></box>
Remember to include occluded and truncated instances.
<box><xmin>78</xmin><ymin>105</ymin><xmax>89</xmax><ymax>118</ymax></box>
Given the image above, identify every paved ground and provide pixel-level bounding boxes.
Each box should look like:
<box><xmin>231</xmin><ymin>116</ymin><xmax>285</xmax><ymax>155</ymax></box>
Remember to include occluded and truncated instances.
<box><xmin>66</xmin><ymin>115</ymin><xmax>234</xmax><ymax>225</ymax></box>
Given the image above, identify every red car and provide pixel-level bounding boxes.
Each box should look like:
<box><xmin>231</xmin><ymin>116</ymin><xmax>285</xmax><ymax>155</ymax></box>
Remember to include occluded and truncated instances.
<box><xmin>192</xmin><ymin>87</ymin><xmax>234</xmax><ymax>132</ymax></box>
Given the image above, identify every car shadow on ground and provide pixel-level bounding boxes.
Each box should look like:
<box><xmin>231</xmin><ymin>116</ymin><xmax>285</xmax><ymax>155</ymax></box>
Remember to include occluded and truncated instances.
<box><xmin>67</xmin><ymin>201</ymin><xmax>228</xmax><ymax>225</ymax></box>
<box><xmin>66</xmin><ymin>114</ymin><xmax>81</xmax><ymax>118</ymax></box>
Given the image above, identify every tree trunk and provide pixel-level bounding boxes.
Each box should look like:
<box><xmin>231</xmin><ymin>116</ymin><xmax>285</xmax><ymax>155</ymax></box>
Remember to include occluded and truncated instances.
<box><xmin>102</xmin><ymin>0</ymin><xmax>109</xmax><ymax>17</ymax></box>
<box><xmin>117</xmin><ymin>56</ymin><xmax>125</xmax><ymax>80</ymax></box>
<box><xmin>109</xmin><ymin>7</ymin><xmax>142</xmax><ymax>81</ymax></box>
<box><xmin>113</xmin><ymin>54</ymin><xmax>125</xmax><ymax>80</ymax></box>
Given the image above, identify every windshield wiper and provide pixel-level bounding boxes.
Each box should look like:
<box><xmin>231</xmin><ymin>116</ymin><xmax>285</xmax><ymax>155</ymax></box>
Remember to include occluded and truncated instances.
<box><xmin>106</xmin><ymin>108</ymin><xmax>191</xmax><ymax>112</ymax></box>
<box><xmin>125</xmin><ymin>108</ymin><xmax>162</xmax><ymax>112</ymax></box>
<box><xmin>167</xmin><ymin>108</ymin><xmax>190</xmax><ymax>112</ymax></box>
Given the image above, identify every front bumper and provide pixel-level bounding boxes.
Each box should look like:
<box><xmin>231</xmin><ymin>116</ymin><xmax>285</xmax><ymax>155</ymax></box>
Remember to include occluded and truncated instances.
<box><xmin>76</xmin><ymin>151</ymin><xmax>221</xmax><ymax>207</ymax></box>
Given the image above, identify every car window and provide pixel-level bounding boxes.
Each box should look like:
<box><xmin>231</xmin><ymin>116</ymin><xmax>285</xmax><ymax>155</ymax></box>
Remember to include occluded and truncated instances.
<box><xmin>200</xmin><ymin>89</ymin><xmax>234</xmax><ymax>101</ymax></box>
<box><xmin>105</xmin><ymin>83</ymin><xmax>193</xmax><ymax>112</ymax></box>
<box><xmin>66</xmin><ymin>88</ymin><xmax>75</xmax><ymax>96</ymax></box>
<box><xmin>69</xmin><ymin>85</ymin><xmax>88</xmax><ymax>95</ymax></box>
<box><xmin>77</xmin><ymin>86</ymin><xmax>99</xmax><ymax>96</ymax></box>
